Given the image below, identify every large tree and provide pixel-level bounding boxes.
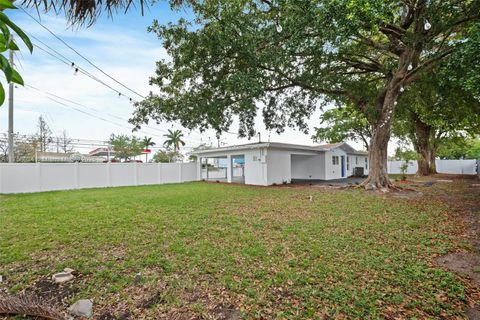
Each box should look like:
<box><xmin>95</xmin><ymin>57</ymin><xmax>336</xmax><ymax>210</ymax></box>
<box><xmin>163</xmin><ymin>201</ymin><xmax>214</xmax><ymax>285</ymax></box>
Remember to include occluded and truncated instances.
<box><xmin>131</xmin><ymin>0</ymin><xmax>480</xmax><ymax>189</ymax></box>
<box><xmin>394</xmin><ymin>77</ymin><xmax>480</xmax><ymax>175</ymax></box>
<box><xmin>393</xmin><ymin>28</ymin><xmax>480</xmax><ymax>175</ymax></box>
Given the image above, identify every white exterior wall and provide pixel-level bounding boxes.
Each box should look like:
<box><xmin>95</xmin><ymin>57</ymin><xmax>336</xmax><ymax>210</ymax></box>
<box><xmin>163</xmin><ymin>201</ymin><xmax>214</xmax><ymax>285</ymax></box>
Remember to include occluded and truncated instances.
<box><xmin>266</xmin><ymin>148</ymin><xmax>292</xmax><ymax>185</ymax></box>
<box><xmin>347</xmin><ymin>154</ymin><xmax>369</xmax><ymax>176</ymax></box>
<box><xmin>0</xmin><ymin>162</ymin><xmax>198</xmax><ymax>194</ymax></box>
<box><xmin>291</xmin><ymin>154</ymin><xmax>326</xmax><ymax>180</ymax></box>
<box><xmin>325</xmin><ymin>149</ymin><xmax>348</xmax><ymax>180</ymax></box>
<box><xmin>244</xmin><ymin>148</ymin><xmax>268</xmax><ymax>186</ymax></box>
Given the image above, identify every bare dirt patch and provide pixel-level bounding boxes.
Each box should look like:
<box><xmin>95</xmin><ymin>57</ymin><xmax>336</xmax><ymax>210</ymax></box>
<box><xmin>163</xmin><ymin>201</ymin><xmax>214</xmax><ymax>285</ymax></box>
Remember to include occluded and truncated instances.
<box><xmin>436</xmin><ymin>253</ymin><xmax>480</xmax><ymax>283</ymax></box>
<box><xmin>29</xmin><ymin>278</ymin><xmax>78</xmax><ymax>305</ymax></box>
<box><xmin>211</xmin><ymin>305</ymin><xmax>242</xmax><ymax>320</ymax></box>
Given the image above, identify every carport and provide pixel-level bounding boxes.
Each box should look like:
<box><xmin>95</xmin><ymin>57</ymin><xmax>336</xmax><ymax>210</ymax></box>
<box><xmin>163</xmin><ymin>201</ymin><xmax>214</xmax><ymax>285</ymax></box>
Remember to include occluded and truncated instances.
<box><xmin>193</xmin><ymin>142</ymin><xmax>368</xmax><ymax>186</ymax></box>
<box><xmin>199</xmin><ymin>154</ymin><xmax>245</xmax><ymax>184</ymax></box>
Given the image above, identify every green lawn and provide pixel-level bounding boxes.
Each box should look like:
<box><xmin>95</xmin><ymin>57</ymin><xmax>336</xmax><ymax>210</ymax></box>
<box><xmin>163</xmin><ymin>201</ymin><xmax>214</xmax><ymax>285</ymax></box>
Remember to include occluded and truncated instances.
<box><xmin>0</xmin><ymin>182</ymin><xmax>470</xmax><ymax>319</ymax></box>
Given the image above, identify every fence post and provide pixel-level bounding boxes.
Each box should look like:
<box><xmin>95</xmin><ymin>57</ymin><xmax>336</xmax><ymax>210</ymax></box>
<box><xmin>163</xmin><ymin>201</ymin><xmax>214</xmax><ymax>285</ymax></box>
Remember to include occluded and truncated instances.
<box><xmin>179</xmin><ymin>163</ymin><xmax>183</xmax><ymax>183</ymax></box>
<box><xmin>74</xmin><ymin>162</ymin><xmax>79</xmax><ymax>189</ymax></box>
<box><xmin>197</xmin><ymin>158</ymin><xmax>202</xmax><ymax>180</ymax></box>
<box><xmin>107</xmin><ymin>162</ymin><xmax>111</xmax><ymax>187</ymax></box>
<box><xmin>37</xmin><ymin>162</ymin><xmax>42</xmax><ymax>192</ymax></box>
<box><xmin>158</xmin><ymin>163</ymin><xmax>162</xmax><ymax>184</ymax></box>
<box><xmin>134</xmin><ymin>162</ymin><xmax>138</xmax><ymax>186</ymax></box>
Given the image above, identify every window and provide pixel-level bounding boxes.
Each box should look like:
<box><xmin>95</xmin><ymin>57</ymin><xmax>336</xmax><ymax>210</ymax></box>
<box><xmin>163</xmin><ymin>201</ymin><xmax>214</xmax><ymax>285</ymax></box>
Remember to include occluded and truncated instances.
<box><xmin>355</xmin><ymin>156</ymin><xmax>358</xmax><ymax>165</ymax></box>
<box><xmin>365</xmin><ymin>157</ymin><xmax>368</xmax><ymax>170</ymax></box>
<box><xmin>346</xmin><ymin>156</ymin><xmax>350</xmax><ymax>170</ymax></box>
<box><xmin>332</xmin><ymin>156</ymin><xmax>339</xmax><ymax>165</ymax></box>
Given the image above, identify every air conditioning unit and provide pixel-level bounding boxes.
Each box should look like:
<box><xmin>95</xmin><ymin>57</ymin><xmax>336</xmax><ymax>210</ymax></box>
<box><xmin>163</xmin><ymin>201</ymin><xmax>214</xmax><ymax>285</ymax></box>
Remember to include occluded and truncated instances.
<box><xmin>353</xmin><ymin>167</ymin><xmax>364</xmax><ymax>177</ymax></box>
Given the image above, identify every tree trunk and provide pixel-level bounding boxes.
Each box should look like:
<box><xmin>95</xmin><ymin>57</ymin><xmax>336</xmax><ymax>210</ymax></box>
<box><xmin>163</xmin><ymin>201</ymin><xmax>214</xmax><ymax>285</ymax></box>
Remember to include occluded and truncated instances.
<box><xmin>361</xmin><ymin>89</ymin><xmax>398</xmax><ymax>190</ymax></box>
<box><xmin>364</xmin><ymin>126</ymin><xmax>392</xmax><ymax>189</ymax></box>
<box><xmin>360</xmin><ymin>48</ymin><xmax>418</xmax><ymax>190</ymax></box>
<box><xmin>430</xmin><ymin>150</ymin><xmax>437</xmax><ymax>174</ymax></box>
<box><xmin>413</xmin><ymin>116</ymin><xmax>436</xmax><ymax>176</ymax></box>
<box><xmin>417</xmin><ymin>150</ymin><xmax>431</xmax><ymax>175</ymax></box>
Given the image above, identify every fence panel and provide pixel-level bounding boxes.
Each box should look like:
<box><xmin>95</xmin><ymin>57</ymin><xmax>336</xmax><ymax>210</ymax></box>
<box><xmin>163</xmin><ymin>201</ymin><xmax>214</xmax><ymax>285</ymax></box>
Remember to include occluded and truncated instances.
<box><xmin>78</xmin><ymin>163</ymin><xmax>109</xmax><ymax>188</ymax></box>
<box><xmin>0</xmin><ymin>162</ymin><xmax>199</xmax><ymax>194</ymax></box>
<box><xmin>182</xmin><ymin>163</ymin><xmax>198</xmax><ymax>182</ymax></box>
<box><xmin>0</xmin><ymin>164</ymin><xmax>40</xmax><ymax>194</ymax></box>
<box><xmin>387</xmin><ymin>161</ymin><xmax>417</xmax><ymax>174</ymax></box>
<box><xmin>40</xmin><ymin>163</ymin><xmax>77</xmax><ymax>191</ymax></box>
<box><xmin>159</xmin><ymin>163</ymin><xmax>181</xmax><ymax>183</ymax></box>
<box><xmin>137</xmin><ymin>163</ymin><xmax>160</xmax><ymax>185</ymax></box>
<box><xmin>436</xmin><ymin>160</ymin><xmax>476</xmax><ymax>175</ymax></box>
<box><xmin>387</xmin><ymin>159</ymin><xmax>477</xmax><ymax>175</ymax></box>
<box><xmin>110</xmin><ymin>163</ymin><xmax>137</xmax><ymax>187</ymax></box>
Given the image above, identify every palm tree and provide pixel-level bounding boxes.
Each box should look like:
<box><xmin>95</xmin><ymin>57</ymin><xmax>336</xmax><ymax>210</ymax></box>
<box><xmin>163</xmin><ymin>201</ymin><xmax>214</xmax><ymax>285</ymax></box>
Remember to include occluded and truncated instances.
<box><xmin>163</xmin><ymin>129</ymin><xmax>185</xmax><ymax>153</ymax></box>
<box><xmin>142</xmin><ymin>136</ymin><xmax>155</xmax><ymax>163</ymax></box>
<box><xmin>22</xmin><ymin>0</ymin><xmax>148</xmax><ymax>25</ymax></box>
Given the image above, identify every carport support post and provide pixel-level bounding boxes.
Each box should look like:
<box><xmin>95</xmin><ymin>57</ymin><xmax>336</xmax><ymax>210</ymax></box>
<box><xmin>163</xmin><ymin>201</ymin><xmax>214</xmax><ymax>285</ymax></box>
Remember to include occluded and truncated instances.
<box><xmin>227</xmin><ymin>155</ymin><xmax>233</xmax><ymax>183</ymax></box>
<box><xmin>197</xmin><ymin>157</ymin><xmax>202</xmax><ymax>180</ymax></box>
<box><xmin>206</xmin><ymin>158</ymin><xmax>209</xmax><ymax>179</ymax></box>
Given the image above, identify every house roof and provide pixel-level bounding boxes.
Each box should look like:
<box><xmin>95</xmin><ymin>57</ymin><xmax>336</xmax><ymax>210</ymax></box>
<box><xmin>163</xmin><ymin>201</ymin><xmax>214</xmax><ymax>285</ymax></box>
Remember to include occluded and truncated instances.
<box><xmin>317</xmin><ymin>142</ymin><xmax>368</xmax><ymax>155</ymax></box>
<box><xmin>193</xmin><ymin>141</ymin><xmax>367</xmax><ymax>156</ymax></box>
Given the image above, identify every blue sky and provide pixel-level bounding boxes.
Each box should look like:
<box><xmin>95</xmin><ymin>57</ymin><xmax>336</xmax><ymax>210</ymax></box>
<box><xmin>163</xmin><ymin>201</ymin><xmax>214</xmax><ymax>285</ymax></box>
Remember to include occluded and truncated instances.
<box><xmin>0</xmin><ymin>2</ymin><xmax>366</xmax><ymax>153</ymax></box>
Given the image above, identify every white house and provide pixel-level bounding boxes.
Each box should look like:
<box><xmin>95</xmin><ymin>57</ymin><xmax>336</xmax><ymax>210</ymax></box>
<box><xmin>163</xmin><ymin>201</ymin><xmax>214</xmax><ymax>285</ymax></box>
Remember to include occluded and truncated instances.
<box><xmin>194</xmin><ymin>142</ymin><xmax>369</xmax><ymax>186</ymax></box>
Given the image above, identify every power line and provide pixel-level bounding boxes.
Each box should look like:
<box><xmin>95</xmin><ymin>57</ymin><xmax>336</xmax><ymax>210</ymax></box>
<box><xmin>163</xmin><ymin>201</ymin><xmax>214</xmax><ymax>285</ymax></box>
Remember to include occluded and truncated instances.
<box><xmin>18</xmin><ymin>7</ymin><xmax>239</xmax><ymax>140</ymax></box>
<box><xmin>31</xmin><ymin>39</ymin><xmax>136</xmax><ymax>102</ymax></box>
<box><xmin>20</xmin><ymin>83</ymin><xmax>206</xmax><ymax>143</ymax></box>
<box><xmin>12</xmin><ymin>81</ymin><xmax>207</xmax><ymax>144</ymax></box>
<box><xmin>21</xmin><ymin>7</ymin><xmax>146</xmax><ymax>100</ymax></box>
<box><xmin>24</xmin><ymin>39</ymin><xmax>219</xmax><ymax>141</ymax></box>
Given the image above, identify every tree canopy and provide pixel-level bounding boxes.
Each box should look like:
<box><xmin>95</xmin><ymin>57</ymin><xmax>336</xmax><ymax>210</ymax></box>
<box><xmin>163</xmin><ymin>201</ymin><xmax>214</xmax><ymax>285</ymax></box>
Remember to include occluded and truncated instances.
<box><xmin>109</xmin><ymin>134</ymin><xmax>143</xmax><ymax>161</ymax></box>
<box><xmin>152</xmin><ymin>149</ymin><xmax>182</xmax><ymax>163</ymax></box>
<box><xmin>312</xmin><ymin>107</ymin><xmax>371</xmax><ymax>150</ymax></box>
<box><xmin>392</xmin><ymin>23</ymin><xmax>480</xmax><ymax>174</ymax></box>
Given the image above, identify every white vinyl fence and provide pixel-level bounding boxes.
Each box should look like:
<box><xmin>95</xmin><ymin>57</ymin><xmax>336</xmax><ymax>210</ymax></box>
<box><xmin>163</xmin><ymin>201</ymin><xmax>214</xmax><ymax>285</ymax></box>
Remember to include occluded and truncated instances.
<box><xmin>387</xmin><ymin>159</ymin><xmax>478</xmax><ymax>175</ymax></box>
<box><xmin>0</xmin><ymin>162</ymin><xmax>199</xmax><ymax>194</ymax></box>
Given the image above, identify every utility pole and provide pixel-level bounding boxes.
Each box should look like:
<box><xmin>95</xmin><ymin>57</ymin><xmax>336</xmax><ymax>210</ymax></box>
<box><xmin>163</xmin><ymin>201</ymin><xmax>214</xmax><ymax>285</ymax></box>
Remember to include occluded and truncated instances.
<box><xmin>7</xmin><ymin>46</ymin><xmax>14</xmax><ymax>162</ymax></box>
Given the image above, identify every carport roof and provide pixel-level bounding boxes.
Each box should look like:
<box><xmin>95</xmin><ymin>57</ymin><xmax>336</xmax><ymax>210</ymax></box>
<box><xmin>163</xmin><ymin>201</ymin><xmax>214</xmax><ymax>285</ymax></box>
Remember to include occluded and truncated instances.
<box><xmin>193</xmin><ymin>141</ymin><xmax>367</xmax><ymax>156</ymax></box>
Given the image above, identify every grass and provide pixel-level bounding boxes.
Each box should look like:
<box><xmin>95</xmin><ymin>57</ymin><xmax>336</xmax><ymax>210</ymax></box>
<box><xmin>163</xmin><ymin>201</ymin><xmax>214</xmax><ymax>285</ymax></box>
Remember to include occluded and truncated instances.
<box><xmin>0</xmin><ymin>181</ymin><xmax>471</xmax><ymax>319</ymax></box>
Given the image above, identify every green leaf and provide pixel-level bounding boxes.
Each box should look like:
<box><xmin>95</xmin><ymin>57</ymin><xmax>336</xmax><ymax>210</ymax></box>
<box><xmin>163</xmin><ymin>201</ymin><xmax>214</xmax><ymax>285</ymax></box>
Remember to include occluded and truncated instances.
<box><xmin>0</xmin><ymin>34</ymin><xmax>19</xmax><ymax>52</ymax></box>
<box><xmin>10</xmin><ymin>68</ymin><xmax>23</xmax><ymax>85</ymax></box>
<box><xmin>0</xmin><ymin>34</ymin><xmax>19</xmax><ymax>50</ymax></box>
<box><xmin>0</xmin><ymin>82</ymin><xmax>5</xmax><ymax>106</ymax></box>
<box><xmin>0</xmin><ymin>0</ymin><xmax>16</xmax><ymax>9</ymax></box>
<box><xmin>0</xmin><ymin>54</ymin><xmax>13</xmax><ymax>82</ymax></box>
<box><xmin>0</xmin><ymin>12</ymin><xmax>33</xmax><ymax>53</ymax></box>
<box><xmin>0</xmin><ymin>21</ymin><xmax>11</xmax><ymax>43</ymax></box>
